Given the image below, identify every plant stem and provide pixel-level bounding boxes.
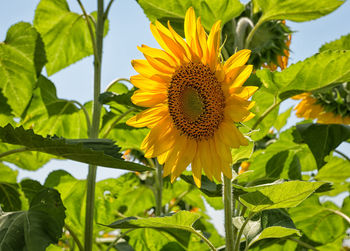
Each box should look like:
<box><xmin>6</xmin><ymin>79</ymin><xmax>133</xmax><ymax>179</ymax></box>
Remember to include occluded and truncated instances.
<box><xmin>65</xmin><ymin>224</ymin><xmax>84</xmax><ymax>251</ymax></box>
<box><xmin>103</xmin><ymin>0</ymin><xmax>115</xmax><ymax>21</ymax></box>
<box><xmin>325</xmin><ymin>208</ymin><xmax>350</xmax><ymax>225</ymax></box>
<box><xmin>70</xmin><ymin>100</ymin><xmax>92</xmax><ymax>134</ymax></box>
<box><xmin>252</xmin><ymin>99</ymin><xmax>281</xmax><ymax>130</ymax></box>
<box><xmin>0</xmin><ymin>147</ymin><xmax>29</xmax><ymax>158</ymax></box>
<box><xmin>190</xmin><ymin>229</ymin><xmax>217</xmax><ymax>251</ymax></box>
<box><xmin>106</xmin><ymin>229</ymin><xmax>135</xmax><ymax>251</ymax></box>
<box><xmin>155</xmin><ymin>160</ymin><xmax>163</xmax><ymax>216</ymax></box>
<box><xmin>288</xmin><ymin>237</ymin><xmax>319</xmax><ymax>251</ymax></box>
<box><xmin>234</xmin><ymin>212</ymin><xmax>255</xmax><ymax>251</ymax></box>
<box><xmin>223</xmin><ymin>176</ymin><xmax>234</xmax><ymax>251</ymax></box>
<box><xmin>102</xmin><ymin>108</ymin><xmax>136</xmax><ymax>138</ymax></box>
<box><xmin>84</xmin><ymin>0</ymin><xmax>104</xmax><ymax>250</ymax></box>
<box><xmin>104</xmin><ymin>77</ymin><xmax>132</xmax><ymax>92</ymax></box>
<box><xmin>245</xmin><ymin>19</ymin><xmax>263</xmax><ymax>49</ymax></box>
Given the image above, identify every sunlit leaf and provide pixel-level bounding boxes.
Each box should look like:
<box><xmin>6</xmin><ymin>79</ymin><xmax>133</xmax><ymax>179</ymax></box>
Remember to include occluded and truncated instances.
<box><xmin>0</xmin><ymin>188</ymin><xmax>65</xmax><ymax>251</ymax></box>
<box><xmin>34</xmin><ymin>0</ymin><xmax>109</xmax><ymax>75</ymax></box>
<box><xmin>231</xmin><ymin>140</ymin><xmax>254</xmax><ymax>164</ymax></box>
<box><xmin>249</xmin><ymin>226</ymin><xmax>300</xmax><ymax>247</ymax></box>
<box><xmin>256</xmin><ymin>50</ymin><xmax>350</xmax><ymax>100</ymax></box>
<box><xmin>320</xmin><ymin>33</ymin><xmax>350</xmax><ymax>52</ymax></box>
<box><xmin>0</xmin><ymin>163</ymin><xmax>17</xmax><ymax>183</ymax></box>
<box><xmin>252</xmin><ymin>0</ymin><xmax>344</xmax><ymax>23</ymax></box>
<box><xmin>0</xmin><ymin>124</ymin><xmax>151</xmax><ymax>172</ymax></box>
<box><xmin>239</xmin><ymin>180</ymin><xmax>327</xmax><ymax>212</ymax></box>
<box><xmin>294</xmin><ymin>123</ymin><xmax>350</xmax><ymax>169</ymax></box>
<box><xmin>136</xmin><ymin>0</ymin><xmax>244</xmax><ymax>33</ymax></box>
<box><xmin>0</xmin><ymin>22</ymin><xmax>46</xmax><ymax>116</ymax></box>
<box><xmin>315</xmin><ymin>157</ymin><xmax>350</xmax><ymax>182</ymax></box>
<box><xmin>289</xmin><ymin>196</ymin><xmax>346</xmax><ymax>244</ymax></box>
<box><xmin>273</xmin><ymin>107</ymin><xmax>292</xmax><ymax>132</ymax></box>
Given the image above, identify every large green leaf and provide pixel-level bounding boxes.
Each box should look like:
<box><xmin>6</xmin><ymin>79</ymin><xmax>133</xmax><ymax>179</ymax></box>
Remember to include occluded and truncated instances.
<box><xmin>249</xmin><ymin>226</ymin><xmax>300</xmax><ymax>248</ymax></box>
<box><xmin>320</xmin><ymin>33</ymin><xmax>350</xmax><ymax>52</ymax></box>
<box><xmin>256</xmin><ymin>50</ymin><xmax>350</xmax><ymax>100</ymax></box>
<box><xmin>0</xmin><ymin>163</ymin><xmax>17</xmax><ymax>183</ymax></box>
<box><xmin>0</xmin><ymin>188</ymin><xmax>65</xmax><ymax>251</ymax></box>
<box><xmin>239</xmin><ymin>180</ymin><xmax>326</xmax><ymax>212</ymax></box>
<box><xmin>136</xmin><ymin>0</ymin><xmax>244</xmax><ymax>33</ymax></box>
<box><xmin>252</xmin><ymin>0</ymin><xmax>344</xmax><ymax>23</ymax></box>
<box><xmin>21</xmin><ymin>76</ymin><xmax>88</xmax><ymax>138</ymax></box>
<box><xmin>0</xmin><ymin>89</ymin><xmax>14</xmax><ymax>127</ymax></box>
<box><xmin>273</xmin><ymin>107</ymin><xmax>292</xmax><ymax>132</ymax></box>
<box><xmin>0</xmin><ymin>124</ymin><xmax>151</xmax><ymax>172</ymax></box>
<box><xmin>0</xmin><ymin>22</ymin><xmax>46</xmax><ymax>116</ymax></box>
<box><xmin>315</xmin><ymin>157</ymin><xmax>350</xmax><ymax>183</ymax></box>
<box><xmin>289</xmin><ymin>196</ymin><xmax>346</xmax><ymax>244</ymax></box>
<box><xmin>0</xmin><ymin>182</ymin><xmax>21</xmax><ymax>212</ymax></box>
<box><xmin>34</xmin><ymin>0</ymin><xmax>108</xmax><ymax>75</ymax></box>
<box><xmin>294</xmin><ymin>123</ymin><xmax>350</xmax><ymax>169</ymax></box>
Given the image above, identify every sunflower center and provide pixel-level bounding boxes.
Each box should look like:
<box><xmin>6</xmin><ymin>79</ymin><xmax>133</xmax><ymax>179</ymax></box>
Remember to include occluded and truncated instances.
<box><xmin>168</xmin><ymin>62</ymin><xmax>225</xmax><ymax>141</ymax></box>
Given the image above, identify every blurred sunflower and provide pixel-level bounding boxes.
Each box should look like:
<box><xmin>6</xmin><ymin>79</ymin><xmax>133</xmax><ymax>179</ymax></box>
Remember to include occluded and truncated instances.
<box><xmin>127</xmin><ymin>7</ymin><xmax>256</xmax><ymax>187</ymax></box>
<box><xmin>293</xmin><ymin>84</ymin><xmax>350</xmax><ymax>125</ymax></box>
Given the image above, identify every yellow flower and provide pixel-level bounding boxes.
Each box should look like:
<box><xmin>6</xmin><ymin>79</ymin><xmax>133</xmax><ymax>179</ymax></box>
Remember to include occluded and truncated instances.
<box><xmin>293</xmin><ymin>93</ymin><xmax>350</xmax><ymax>124</ymax></box>
<box><xmin>127</xmin><ymin>8</ymin><xmax>257</xmax><ymax>187</ymax></box>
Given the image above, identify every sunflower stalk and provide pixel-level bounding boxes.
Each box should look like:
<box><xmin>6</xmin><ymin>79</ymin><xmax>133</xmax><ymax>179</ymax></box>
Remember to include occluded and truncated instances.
<box><xmin>155</xmin><ymin>159</ymin><xmax>163</xmax><ymax>216</ymax></box>
<box><xmin>84</xmin><ymin>0</ymin><xmax>105</xmax><ymax>250</ymax></box>
<box><xmin>223</xmin><ymin>176</ymin><xmax>235</xmax><ymax>251</ymax></box>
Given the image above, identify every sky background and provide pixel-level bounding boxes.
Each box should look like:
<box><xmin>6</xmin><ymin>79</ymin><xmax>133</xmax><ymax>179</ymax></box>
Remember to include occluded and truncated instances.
<box><xmin>1</xmin><ymin>0</ymin><xmax>350</xmax><ymax>234</ymax></box>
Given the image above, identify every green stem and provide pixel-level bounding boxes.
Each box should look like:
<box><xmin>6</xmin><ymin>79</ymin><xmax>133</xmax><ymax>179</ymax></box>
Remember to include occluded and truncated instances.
<box><xmin>234</xmin><ymin>212</ymin><xmax>255</xmax><ymax>251</ymax></box>
<box><xmin>245</xmin><ymin>19</ymin><xmax>264</xmax><ymax>49</ymax></box>
<box><xmin>84</xmin><ymin>0</ymin><xmax>104</xmax><ymax>250</ymax></box>
<box><xmin>190</xmin><ymin>229</ymin><xmax>217</xmax><ymax>251</ymax></box>
<box><xmin>106</xmin><ymin>229</ymin><xmax>135</xmax><ymax>251</ymax></box>
<box><xmin>288</xmin><ymin>237</ymin><xmax>319</xmax><ymax>251</ymax></box>
<box><xmin>0</xmin><ymin>147</ymin><xmax>29</xmax><ymax>158</ymax></box>
<box><xmin>103</xmin><ymin>0</ymin><xmax>115</xmax><ymax>21</ymax></box>
<box><xmin>325</xmin><ymin>208</ymin><xmax>350</xmax><ymax>225</ymax></box>
<box><xmin>223</xmin><ymin>176</ymin><xmax>234</xmax><ymax>251</ymax></box>
<box><xmin>155</xmin><ymin>160</ymin><xmax>163</xmax><ymax>216</ymax></box>
<box><xmin>104</xmin><ymin>78</ymin><xmax>132</xmax><ymax>92</ymax></box>
<box><xmin>102</xmin><ymin>108</ymin><xmax>136</xmax><ymax>138</ymax></box>
<box><xmin>168</xmin><ymin>188</ymin><xmax>192</xmax><ymax>212</ymax></box>
<box><xmin>65</xmin><ymin>224</ymin><xmax>84</xmax><ymax>251</ymax></box>
<box><xmin>70</xmin><ymin>100</ymin><xmax>92</xmax><ymax>134</ymax></box>
<box><xmin>252</xmin><ymin>100</ymin><xmax>281</xmax><ymax>130</ymax></box>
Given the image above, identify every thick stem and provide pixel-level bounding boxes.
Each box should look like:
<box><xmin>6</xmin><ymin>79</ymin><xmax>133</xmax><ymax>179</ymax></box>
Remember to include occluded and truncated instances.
<box><xmin>155</xmin><ymin>160</ymin><xmax>163</xmax><ymax>216</ymax></box>
<box><xmin>244</xmin><ymin>19</ymin><xmax>264</xmax><ymax>49</ymax></box>
<box><xmin>84</xmin><ymin>0</ymin><xmax>104</xmax><ymax>250</ymax></box>
<box><xmin>65</xmin><ymin>224</ymin><xmax>84</xmax><ymax>251</ymax></box>
<box><xmin>223</xmin><ymin>176</ymin><xmax>234</xmax><ymax>251</ymax></box>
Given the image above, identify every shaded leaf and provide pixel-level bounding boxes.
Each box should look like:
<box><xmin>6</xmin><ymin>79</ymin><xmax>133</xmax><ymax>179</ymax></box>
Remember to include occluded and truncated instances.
<box><xmin>0</xmin><ymin>188</ymin><xmax>65</xmax><ymax>251</ymax></box>
<box><xmin>0</xmin><ymin>22</ymin><xmax>46</xmax><ymax>115</ymax></box>
<box><xmin>0</xmin><ymin>124</ymin><xmax>151</xmax><ymax>172</ymax></box>
<box><xmin>0</xmin><ymin>182</ymin><xmax>21</xmax><ymax>212</ymax></box>
<box><xmin>239</xmin><ymin>180</ymin><xmax>327</xmax><ymax>212</ymax></box>
<box><xmin>294</xmin><ymin>123</ymin><xmax>350</xmax><ymax>168</ymax></box>
<box><xmin>320</xmin><ymin>33</ymin><xmax>350</xmax><ymax>52</ymax></box>
<box><xmin>34</xmin><ymin>0</ymin><xmax>109</xmax><ymax>75</ymax></box>
<box><xmin>252</xmin><ymin>0</ymin><xmax>344</xmax><ymax>23</ymax></box>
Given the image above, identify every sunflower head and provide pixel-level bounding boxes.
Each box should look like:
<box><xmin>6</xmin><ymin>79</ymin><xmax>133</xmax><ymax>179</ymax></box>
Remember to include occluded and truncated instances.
<box><xmin>127</xmin><ymin>7</ymin><xmax>257</xmax><ymax>187</ymax></box>
<box><xmin>293</xmin><ymin>83</ymin><xmax>350</xmax><ymax>124</ymax></box>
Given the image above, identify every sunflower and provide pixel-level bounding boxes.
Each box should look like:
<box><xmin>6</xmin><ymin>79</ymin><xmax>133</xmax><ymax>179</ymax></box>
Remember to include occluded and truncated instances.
<box><xmin>293</xmin><ymin>93</ymin><xmax>350</xmax><ymax>124</ymax></box>
<box><xmin>127</xmin><ymin>7</ymin><xmax>257</xmax><ymax>187</ymax></box>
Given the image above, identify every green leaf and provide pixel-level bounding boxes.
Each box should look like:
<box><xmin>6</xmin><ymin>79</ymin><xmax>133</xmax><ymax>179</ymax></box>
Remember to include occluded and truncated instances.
<box><xmin>320</xmin><ymin>33</ymin><xmax>350</xmax><ymax>52</ymax></box>
<box><xmin>0</xmin><ymin>188</ymin><xmax>65</xmax><ymax>251</ymax></box>
<box><xmin>0</xmin><ymin>124</ymin><xmax>151</xmax><ymax>172</ymax></box>
<box><xmin>245</xmin><ymin>87</ymin><xmax>280</xmax><ymax>140</ymax></box>
<box><xmin>34</xmin><ymin>0</ymin><xmax>109</xmax><ymax>75</ymax></box>
<box><xmin>315</xmin><ymin>157</ymin><xmax>350</xmax><ymax>182</ymax></box>
<box><xmin>239</xmin><ymin>180</ymin><xmax>327</xmax><ymax>212</ymax></box>
<box><xmin>0</xmin><ymin>163</ymin><xmax>17</xmax><ymax>183</ymax></box>
<box><xmin>20</xmin><ymin>179</ymin><xmax>45</xmax><ymax>203</ymax></box>
<box><xmin>231</xmin><ymin>140</ymin><xmax>254</xmax><ymax>164</ymax></box>
<box><xmin>273</xmin><ymin>107</ymin><xmax>292</xmax><ymax>132</ymax></box>
<box><xmin>295</xmin><ymin>123</ymin><xmax>350</xmax><ymax>169</ymax></box>
<box><xmin>180</xmin><ymin>174</ymin><xmax>221</xmax><ymax>197</ymax></box>
<box><xmin>252</xmin><ymin>0</ymin><xmax>344</xmax><ymax>23</ymax></box>
<box><xmin>256</xmin><ymin>50</ymin><xmax>350</xmax><ymax>100</ymax></box>
<box><xmin>249</xmin><ymin>226</ymin><xmax>300</xmax><ymax>248</ymax></box>
<box><xmin>0</xmin><ymin>182</ymin><xmax>21</xmax><ymax>212</ymax></box>
<box><xmin>0</xmin><ymin>22</ymin><xmax>46</xmax><ymax>115</ymax></box>
<box><xmin>136</xmin><ymin>0</ymin><xmax>244</xmax><ymax>32</ymax></box>
<box><xmin>289</xmin><ymin>196</ymin><xmax>346</xmax><ymax>244</ymax></box>
<box><xmin>21</xmin><ymin>76</ymin><xmax>88</xmax><ymax>138</ymax></box>
<box><xmin>107</xmin><ymin>211</ymin><xmax>200</xmax><ymax>247</ymax></box>
<box><xmin>0</xmin><ymin>89</ymin><xmax>14</xmax><ymax>127</ymax></box>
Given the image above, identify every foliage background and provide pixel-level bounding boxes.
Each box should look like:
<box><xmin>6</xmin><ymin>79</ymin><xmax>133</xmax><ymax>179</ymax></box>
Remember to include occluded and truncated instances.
<box><xmin>0</xmin><ymin>0</ymin><xmax>349</xmax><ymax>237</ymax></box>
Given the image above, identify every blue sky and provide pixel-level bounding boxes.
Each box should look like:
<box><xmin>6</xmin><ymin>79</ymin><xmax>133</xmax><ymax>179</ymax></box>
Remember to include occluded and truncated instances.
<box><xmin>0</xmin><ymin>0</ymin><xmax>349</xmax><ymax>182</ymax></box>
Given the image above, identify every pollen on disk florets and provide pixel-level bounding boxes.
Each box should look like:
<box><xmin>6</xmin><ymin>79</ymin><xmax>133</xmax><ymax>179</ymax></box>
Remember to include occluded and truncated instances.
<box><xmin>167</xmin><ymin>62</ymin><xmax>225</xmax><ymax>141</ymax></box>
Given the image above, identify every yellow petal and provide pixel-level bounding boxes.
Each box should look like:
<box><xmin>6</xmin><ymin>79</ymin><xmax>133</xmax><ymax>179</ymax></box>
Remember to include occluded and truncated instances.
<box><xmin>208</xmin><ymin>138</ymin><xmax>224</xmax><ymax>181</ymax></box>
<box><xmin>224</xmin><ymin>49</ymin><xmax>251</xmax><ymax>71</ymax></box>
<box><xmin>217</xmin><ymin>121</ymin><xmax>241</xmax><ymax>148</ymax></box>
<box><xmin>198</xmin><ymin>141</ymin><xmax>214</xmax><ymax>181</ymax></box>
<box><xmin>184</xmin><ymin>7</ymin><xmax>201</xmax><ymax>60</ymax></box>
<box><xmin>229</xmin><ymin>86</ymin><xmax>258</xmax><ymax>99</ymax></box>
<box><xmin>163</xmin><ymin>135</ymin><xmax>187</xmax><ymax>178</ymax></box>
<box><xmin>131</xmin><ymin>90</ymin><xmax>167</xmax><ymax>107</ymax></box>
<box><xmin>132</xmin><ymin>59</ymin><xmax>171</xmax><ymax>79</ymax></box>
<box><xmin>170</xmin><ymin>139</ymin><xmax>197</xmax><ymax>182</ymax></box>
<box><xmin>191</xmin><ymin>155</ymin><xmax>202</xmax><ymax>187</ymax></box>
<box><xmin>126</xmin><ymin>104</ymin><xmax>168</xmax><ymax>128</ymax></box>
<box><xmin>207</xmin><ymin>20</ymin><xmax>221</xmax><ymax>72</ymax></box>
<box><xmin>130</xmin><ymin>75</ymin><xmax>167</xmax><ymax>92</ymax></box>
<box><xmin>167</xmin><ymin>21</ymin><xmax>192</xmax><ymax>62</ymax></box>
<box><xmin>138</xmin><ymin>44</ymin><xmax>178</xmax><ymax>67</ymax></box>
<box><xmin>158</xmin><ymin>150</ymin><xmax>170</xmax><ymax>165</ymax></box>
<box><xmin>144</xmin><ymin>54</ymin><xmax>175</xmax><ymax>74</ymax></box>
<box><xmin>230</xmin><ymin>65</ymin><xmax>253</xmax><ymax>88</ymax></box>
